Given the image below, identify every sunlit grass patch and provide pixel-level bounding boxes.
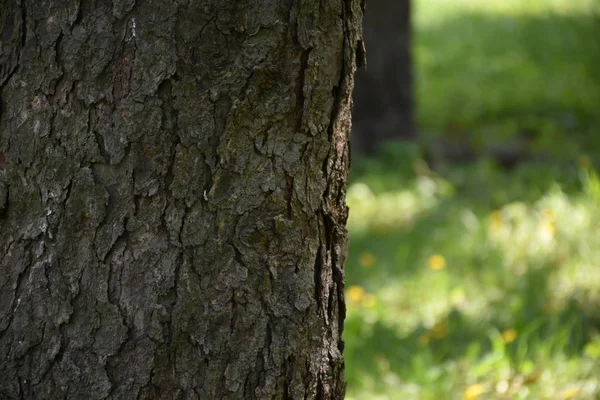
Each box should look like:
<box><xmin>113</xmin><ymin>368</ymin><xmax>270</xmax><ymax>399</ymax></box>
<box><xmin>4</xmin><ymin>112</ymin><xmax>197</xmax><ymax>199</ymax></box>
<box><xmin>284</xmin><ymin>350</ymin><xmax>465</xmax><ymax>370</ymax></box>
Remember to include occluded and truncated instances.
<box><xmin>344</xmin><ymin>161</ymin><xmax>600</xmax><ymax>398</ymax></box>
<box><xmin>346</xmin><ymin>174</ymin><xmax>452</xmax><ymax>233</ymax></box>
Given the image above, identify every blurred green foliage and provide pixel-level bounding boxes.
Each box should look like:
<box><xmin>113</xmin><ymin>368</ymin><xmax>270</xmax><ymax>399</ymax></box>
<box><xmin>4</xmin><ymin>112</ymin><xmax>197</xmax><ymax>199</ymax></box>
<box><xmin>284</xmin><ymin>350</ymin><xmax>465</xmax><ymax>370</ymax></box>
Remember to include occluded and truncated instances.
<box><xmin>415</xmin><ymin>0</ymin><xmax>600</xmax><ymax>157</ymax></box>
<box><xmin>344</xmin><ymin>0</ymin><xmax>600</xmax><ymax>398</ymax></box>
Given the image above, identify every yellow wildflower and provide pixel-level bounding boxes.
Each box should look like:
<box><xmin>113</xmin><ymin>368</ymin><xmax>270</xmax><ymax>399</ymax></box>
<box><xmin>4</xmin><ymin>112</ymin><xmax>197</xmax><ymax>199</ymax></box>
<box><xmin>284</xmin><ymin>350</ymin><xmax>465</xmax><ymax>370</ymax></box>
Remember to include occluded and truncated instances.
<box><xmin>359</xmin><ymin>252</ymin><xmax>376</xmax><ymax>268</ymax></box>
<box><xmin>540</xmin><ymin>220</ymin><xmax>556</xmax><ymax>238</ymax></box>
<box><xmin>464</xmin><ymin>383</ymin><xmax>487</xmax><ymax>400</ymax></box>
<box><xmin>346</xmin><ymin>285</ymin><xmax>365</xmax><ymax>303</ymax></box>
<box><xmin>428</xmin><ymin>254</ymin><xmax>446</xmax><ymax>270</ymax></box>
<box><xmin>500</xmin><ymin>328</ymin><xmax>517</xmax><ymax>344</ymax></box>
<box><xmin>362</xmin><ymin>294</ymin><xmax>377</xmax><ymax>308</ymax></box>
<box><xmin>562</xmin><ymin>388</ymin><xmax>579</xmax><ymax>399</ymax></box>
<box><xmin>490</xmin><ymin>209</ymin><xmax>503</xmax><ymax>231</ymax></box>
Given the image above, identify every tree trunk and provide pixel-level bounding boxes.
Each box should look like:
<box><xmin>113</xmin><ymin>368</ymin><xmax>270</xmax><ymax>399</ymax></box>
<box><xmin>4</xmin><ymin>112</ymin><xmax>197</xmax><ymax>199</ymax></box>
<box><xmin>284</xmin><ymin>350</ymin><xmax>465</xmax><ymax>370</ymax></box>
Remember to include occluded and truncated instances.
<box><xmin>0</xmin><ymin>1</ymin><xmax>363</xmax><ymax>399</ymax></box>
<box><xmin>352</xmin><ymin>0</ymin><xmax>414</xmax><ymax>154</ymax></box>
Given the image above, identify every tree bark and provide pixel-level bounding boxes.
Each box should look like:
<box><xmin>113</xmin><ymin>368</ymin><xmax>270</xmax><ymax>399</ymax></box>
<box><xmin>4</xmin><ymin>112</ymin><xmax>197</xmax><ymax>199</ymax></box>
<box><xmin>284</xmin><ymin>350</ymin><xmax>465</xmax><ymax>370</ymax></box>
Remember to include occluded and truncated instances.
<box><xmin>0</xmin><ymin>1</ymin><xmax>363</xmax><ymax>399</ymax></box>
<box><xmin>352</xmin><ymin>0</ymin><xmax>414</xmax><ymax>154</ymax></box>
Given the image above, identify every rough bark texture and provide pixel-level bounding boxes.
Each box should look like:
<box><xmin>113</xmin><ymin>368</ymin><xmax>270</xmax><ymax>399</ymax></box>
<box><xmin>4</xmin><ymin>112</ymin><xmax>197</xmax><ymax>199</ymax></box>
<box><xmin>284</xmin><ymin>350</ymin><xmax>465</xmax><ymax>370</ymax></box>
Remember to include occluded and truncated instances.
<box><xmin>0</xmin><ymin>1</ymin><xmax>363</xmax><ymax>399</ymax></box>
<box><xmin>352</xmin><ymin>0</ymin><xmax>414</xmax><ymax>154</ymax></box>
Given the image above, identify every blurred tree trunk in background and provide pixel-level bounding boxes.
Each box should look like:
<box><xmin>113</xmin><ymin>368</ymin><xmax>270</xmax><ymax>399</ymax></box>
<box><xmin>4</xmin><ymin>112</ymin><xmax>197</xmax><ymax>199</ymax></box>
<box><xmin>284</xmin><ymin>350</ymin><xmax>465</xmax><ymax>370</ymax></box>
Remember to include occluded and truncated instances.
<box><xmin>0</xmin><ymin>1</ymin><xmax>363</xmax><ymax>398</ymax></box>
<box><xmin>352</xmin><ymin>0</ymin><xmax>415</xmax><ymax>154</ymax></box>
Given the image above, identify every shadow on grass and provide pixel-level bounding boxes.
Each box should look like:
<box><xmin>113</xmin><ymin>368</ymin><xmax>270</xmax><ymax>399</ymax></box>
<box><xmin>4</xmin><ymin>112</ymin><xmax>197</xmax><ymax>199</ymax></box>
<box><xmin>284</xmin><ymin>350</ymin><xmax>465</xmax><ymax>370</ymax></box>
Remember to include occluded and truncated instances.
<box><xmin>414</xmin><ymin>10</ymin><xmax>600</xmax><ymax>154</ymax></box>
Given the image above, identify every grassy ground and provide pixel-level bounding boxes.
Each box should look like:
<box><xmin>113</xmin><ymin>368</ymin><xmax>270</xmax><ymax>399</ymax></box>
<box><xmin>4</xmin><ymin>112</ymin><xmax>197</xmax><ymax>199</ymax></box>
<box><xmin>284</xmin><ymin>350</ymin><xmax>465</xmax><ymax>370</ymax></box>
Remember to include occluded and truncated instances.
<box><xmin>344</xmin><ymin>0</ymin><xmax>600</xmax><ymax>399</ymax></box>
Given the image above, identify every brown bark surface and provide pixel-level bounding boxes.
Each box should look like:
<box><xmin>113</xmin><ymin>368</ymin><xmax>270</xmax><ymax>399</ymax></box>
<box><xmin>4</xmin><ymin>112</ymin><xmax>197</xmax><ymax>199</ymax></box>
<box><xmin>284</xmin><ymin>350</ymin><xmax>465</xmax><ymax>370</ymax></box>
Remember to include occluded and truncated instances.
<box><xmin>0</xmin><ymin>1</ymin><xmax>363</xmax><ymax>398</ymax></box>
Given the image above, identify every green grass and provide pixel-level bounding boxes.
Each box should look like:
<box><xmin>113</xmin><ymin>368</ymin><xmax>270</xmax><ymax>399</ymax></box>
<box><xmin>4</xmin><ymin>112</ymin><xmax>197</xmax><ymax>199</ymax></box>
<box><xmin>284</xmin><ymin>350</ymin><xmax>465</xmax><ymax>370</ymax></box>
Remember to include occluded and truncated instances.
<box><xmin>344</xmin><ymin>0</ymin><xmax>600</xmax><ymax>398</ymax></box>
<box><xmin>414</xmin><ymin>0</ymin><xmax>600</xmax><ymax>157</ymax></box>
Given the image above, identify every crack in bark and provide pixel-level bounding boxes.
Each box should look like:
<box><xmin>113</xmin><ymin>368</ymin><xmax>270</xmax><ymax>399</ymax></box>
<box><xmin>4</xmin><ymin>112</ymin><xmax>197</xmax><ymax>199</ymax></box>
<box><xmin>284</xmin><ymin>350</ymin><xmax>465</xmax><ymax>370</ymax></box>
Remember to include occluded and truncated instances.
<box><xmin>53</xmin><ymin>31</ymin><xmax>64</xmax><ymax>69</ymax></box>
<box><xmin>19</xmin><ymin>0</ymin><xmax>27</xmax><ymax>50</ymax></box>
<box><xmin>0</xmin><ymin>1</ymin><xmax>26</xmax><ymax>90</ymax></box>
<box><xmin>284</xmin><ymin>175</ymin><xmax>294</xmax><ymax>219</ymax></box>
<box><xmin>313</xmin><ymin>239</ymin><xmax>324</xmax><ymax>313</ymax></box>
<box><xmin>282</xmin><ymin>355</ymin><xmax>293</xmax><ymax>400</ymax></box>
<box><xmin>9</xmin><ymin>240</ymin><xmax>32</xmax><ymax>315</ymax></box>
<box><xmin>295</xmin><ymin>49</ymin><xmax>310</xmax><ymax>133</ymax></box>
<box><xmin>0</xmin><ymin>182</ymin><xmax>9</xmax><ymax>217</ymax></box>
<box><xmin>72</xmin><ymin>0</ymin><xmax>83</xmax><ymax>27</ymax></box>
